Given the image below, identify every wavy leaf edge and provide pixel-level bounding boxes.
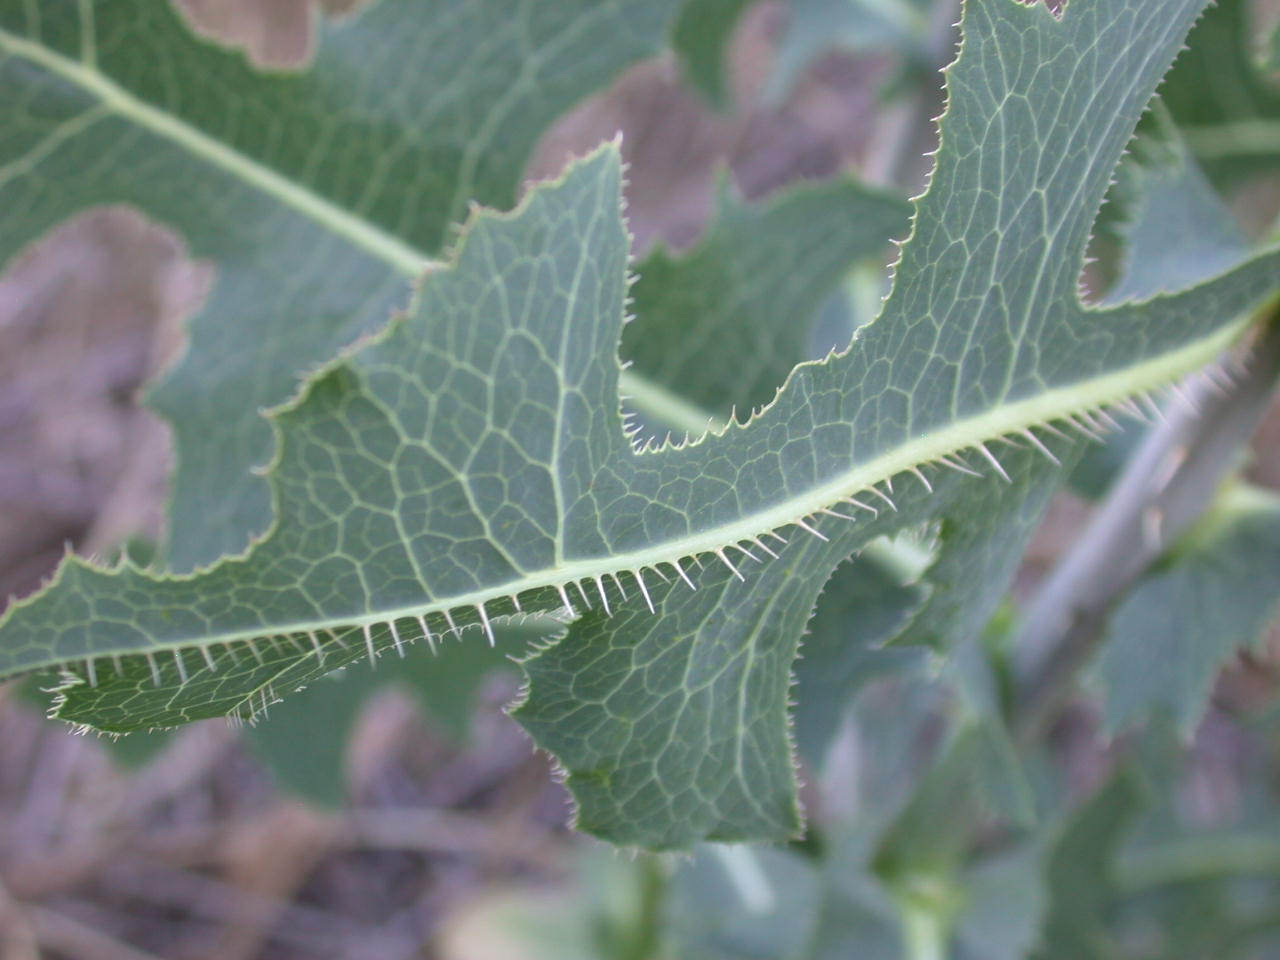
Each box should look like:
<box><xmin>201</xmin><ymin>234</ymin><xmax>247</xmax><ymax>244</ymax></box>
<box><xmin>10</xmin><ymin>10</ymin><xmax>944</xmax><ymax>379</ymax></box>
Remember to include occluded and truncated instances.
<box><xmin>3</xmin><ymin>0</ymin><xmax>1279</xmax><ymax>732</ymax></box>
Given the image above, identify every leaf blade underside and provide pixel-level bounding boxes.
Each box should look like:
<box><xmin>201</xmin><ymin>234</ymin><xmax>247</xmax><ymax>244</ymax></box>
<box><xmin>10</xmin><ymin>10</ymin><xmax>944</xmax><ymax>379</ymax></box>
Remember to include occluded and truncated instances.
<box><xmin>2</xmin><ymin>0</ymin><xmax>1280</xmax><ymax>848</ymax></box>
<box><xmin>0</xmin><ymin>0</ymin><xmax>684</xmax><ymax>569</ymax></box>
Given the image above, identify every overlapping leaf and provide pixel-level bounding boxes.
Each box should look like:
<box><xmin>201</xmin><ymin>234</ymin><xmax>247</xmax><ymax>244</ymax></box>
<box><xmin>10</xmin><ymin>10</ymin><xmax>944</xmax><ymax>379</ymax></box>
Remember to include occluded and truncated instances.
<box><xmin>516</xmin><ymin>0</ymin><xmax>1280</xmax><ymax>845</ymax></box>
<box><xmin>3</xmin><ymin>0</ymin><xmax>1280</xmax><ymax>851</ymax></box>
<box><xmin>0</xmin><ymin>0</ymin><xmax>684</xmax><ymax>568</ymax></box>
<box><xmin>1033</xmin><ymin>773</ymin><xmax>1144</xmax><ymax>960</ymax></box>
<box><xmin>625</xmin><ymin>176</ymin><xmax>910</xmax><ymax>421</ymax></box>
<box><xmin>791</xmin><ymin>544</ymin><xmax>928</xmax><ymax>768</ymax></box>
<box><xmin>1099</xmin><ymin>484</ymin><xmax>1280</xmax><ymax>735</ymax></box>
<box><xmin>1162</xmin><ymin>0</ymin><xmax>1280</xmax><ymax>187</ymax></box>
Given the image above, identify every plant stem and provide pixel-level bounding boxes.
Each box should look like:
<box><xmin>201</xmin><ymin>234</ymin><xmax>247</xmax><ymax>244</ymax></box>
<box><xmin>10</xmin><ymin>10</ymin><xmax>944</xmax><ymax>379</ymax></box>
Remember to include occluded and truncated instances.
<box><xmin>620</xmin><ymin>854</ymin><xmax>668</xmax><ymax>960</ymax></box>
<box><xmin>1013</xmin><ymin>309</ymin><xmax>1280</xmax><ymax>741</ymax></box>
<box><xmin>901</xmin><ymin>900</ymin><xmax>949</xmax><ymax>960</ymax></box>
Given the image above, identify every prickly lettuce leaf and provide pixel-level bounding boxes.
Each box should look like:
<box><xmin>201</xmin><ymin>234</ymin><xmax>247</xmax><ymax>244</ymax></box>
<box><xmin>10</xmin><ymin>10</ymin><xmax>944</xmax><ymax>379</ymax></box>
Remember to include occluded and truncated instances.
<box><xmin>0</xmin><ymin>0</ymin><xmax>684</xmax><ymax>569</ymax></box>
<box><xmin>1099</xmin><ymin>485</ymin><xmax>1280</xmax><ymax>735</ymax></box>
<box><xmin>259</xmin><ymin>175</ymin><xmax>909</xmax><ymax>803</ymax></box>
<box><xmin>3</xmin><ymin>0</ymin><xmax>1280</xmax><ymax>851</ymax></box>
<box><xmin>511</xmin><ymin>454</ymin><xmax>1016</xmax><ymax>849</ymax></box>
<box><xmin>1072</xmin><ymin>138</ymin><xmax>1250</xmax><ymax>498</ymax></box>
<box><xmin>516</xmin><ymin>0</ymin><xmax>1280</xmax><ymax>846</ymax></box>
<box><xmin>237</xmin><ymin>171</ymin><xmax>906</xmax><ymax>799</ymax></box>
<box><xmin>899</xmin><ymin>453</ymin><xmax>1068</xmax><ymax>658</ymax></box>
<box><xmin>1107</xmin><ymin>141</ymin><xmax>1252</xmax><ymax>304</ymax></box>
<box><xmin>901</xmin><ymin>137</ymin><xmax>1250</xmax><ymax>718</ymax></box>
<box><xmin>792</xmin><ymin>545</ymin><xmax>929</xmax><ymax>769</ymax></box>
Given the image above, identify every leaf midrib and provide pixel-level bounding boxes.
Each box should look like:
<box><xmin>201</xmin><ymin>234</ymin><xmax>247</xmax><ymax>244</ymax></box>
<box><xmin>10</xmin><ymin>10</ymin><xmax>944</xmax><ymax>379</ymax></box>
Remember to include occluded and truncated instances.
<box><xmin>47</xmin><ymin>309</ymin><xmax>1247</xmax><ymax>662</ymax></box>
<box><xmin>0</xmin><ymin>14</ymin><xmax>1259</xmax><ymax>669</ymax></box>
<box><xmin>0</xmin><ymin>24</ymin><xmax>718</xmax><ymax>437</ymax></box>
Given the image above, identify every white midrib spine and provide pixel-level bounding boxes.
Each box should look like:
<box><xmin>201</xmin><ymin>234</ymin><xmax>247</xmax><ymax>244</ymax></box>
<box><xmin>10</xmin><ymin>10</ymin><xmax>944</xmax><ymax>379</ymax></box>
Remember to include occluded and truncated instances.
<box><xmin>0</xmin><ymin>26</ymin><xmax>715</xmax><ymax>436</ymax></box>
<box><xmin>0</xmin><ymin>26</ymin><xmax>1256</xmax><ymax>665</ymax></box>
<box><xmin>62</xmin><ymin>311</ymin><xmax>1248</xmax><ymax>658</ymax></box>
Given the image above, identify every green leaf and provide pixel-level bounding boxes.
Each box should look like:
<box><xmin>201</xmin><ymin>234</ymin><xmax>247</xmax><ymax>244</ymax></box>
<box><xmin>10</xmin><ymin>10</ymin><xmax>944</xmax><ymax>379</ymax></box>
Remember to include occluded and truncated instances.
<box><xmin>243</xmin><ymin>668</ymin><xmax>365</xmax><ymax>806</ymax></box>
<box><xmin>1107</xmin><ymin>138</ymin><xmax>1251</xmax><ymax>304</ymax></box>
<box><xmin>900</xmin><ymin>456</ymin><xmax>1067</xmax><ymax>659</ymax></box>
<box><xmin>792</xmin><ymin>541</ymin><xmax>929</xmax><ymax>769</ymax></box>
<box><xmin>4</xmin><ymin>0</ymin><xmax>1280</xmax><ymax>851</ymax></box>
<box><xmin>801</xmin><ymin>828</ymin><xmax>906</xmax><ymax>960</ymax></box>
<box><xmin>873</xmin><ymin>725</ymin><xmax>990</xmax><ymax>881</ymax></box>
<box><xmin>240</xmin><ymin>167</ymin><xmax>903</xmax><ymax>795</ymax></box>
<box><xmin>244</xmin><ymin>623</ymin><xmax>524</xmax><ymax>805</ymax></box>
<box><xmin>0</xmin><ymin>0</ymin><xmax>684</xmax><ymax>570</ymax></box>
<box><xmin>1098</xmin><ymin>484</ymin><xmax>1280</xmax><ymax>735</ymax></box>
<box><xmin>1034</xmin><ymin>772</ymin><xmax>1145</xmax><ymax>960</ymax></box>
<box><xmin>953</xmin><ymin>845</ymin><xmax>1047</xmax><ymax>960</ymax></box>
<box><xmin>1162</xmin><ymin>0</ymin><xmax>1280</xmax><ymax>185</ymax></box>
<box><xmin>11</xmin><ymin>672</ymin><xmax>178</xmax><ymax>766</ymax></box>
<box><xmin>872</xmin><ymin>720</ymin><xmax>1036</xmax><ymax>895</ymax></box>
<box><xmin>671</xmin><ymin>0</ymin><xmax>756</xmax><ymax>110</ymax></box>
<box><xmin>625</xmin><ymin>175</ymin><xmax>911</xmax><ymax>423</ymax></box>
<box><xmin>513</xmin><ymin>443</ymin><xmax>1060</xmax><ymax>849</ymax></box>
<box><xmin>1072</xmin><ymin>138</ymin><xmax>1249</xmax><ymax>499</ymax></box>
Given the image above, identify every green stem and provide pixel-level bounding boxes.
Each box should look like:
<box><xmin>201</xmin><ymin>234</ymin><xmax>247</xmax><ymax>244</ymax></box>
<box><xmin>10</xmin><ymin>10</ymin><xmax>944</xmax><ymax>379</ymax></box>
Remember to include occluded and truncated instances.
<box><xmin>619</xmin><ymin>855</ymin><xmax>667</xmax><ymax>960</ymax></box>
<box><xmin>902</xmin><ymin>902</ymin><xmax>948</xmax><ymax>960</ymax></box>
<box><xmin>895</xmin><ymin>872</ymin><xmax>959</xmax><ymax>960</ymax></box>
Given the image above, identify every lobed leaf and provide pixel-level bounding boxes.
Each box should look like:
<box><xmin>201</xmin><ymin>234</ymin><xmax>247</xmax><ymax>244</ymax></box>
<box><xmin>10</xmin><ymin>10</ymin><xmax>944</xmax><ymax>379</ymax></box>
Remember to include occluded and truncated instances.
<box><xmin>1099</xmin><ymin>484</ymin><xmax>1280</xmax><ymax>735</ymax></box>
<box><xmin>2</xmin><ymin>0</ymin><xmax>1280</xmax><ymax>850</ymax></box>
<box><xmin>791</xmin><ymin>544</ymin><xmax>929</xmax><ymax>769</ymax></box>
<box><xmin>0</xmin><ymin>0</ymin><xmax>684</xmax><ymax>569</ymax></box>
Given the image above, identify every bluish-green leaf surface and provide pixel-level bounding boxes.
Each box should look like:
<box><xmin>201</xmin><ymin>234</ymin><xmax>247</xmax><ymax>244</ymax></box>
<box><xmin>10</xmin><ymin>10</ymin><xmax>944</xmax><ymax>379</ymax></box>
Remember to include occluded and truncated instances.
<box><xmin>1071</xmin><ymin>137</ymin><xmax>1250</xmax><ymax>498</ymax></box>
<box><xmin>1099</xmin><ymin>484</ymin><xmax>1280</xmax><ymax>735</ymax></box>
<box><xmin>0</xmin><ymin>0</ymin><xmax>683</xmax><ymax>569</ymax></box>
<box><xmin>1162</xmin><ymin>0</ymin><xmax>1280</xmax><ymax>187</ymax></box>
<box><xmin>791</xmin><ymin>544</ymin><xmax>928</xmax><ymax>769</ymax></box>
<box><xmin>1033</xmin><ymin>772</ymin><xmax>1144</xmax><ymax>960</ymax></box>
<box><xmin>625</xmin><ymin>176</ymin><xmax>911</xmax><ymax>421</ymax></box>
<box><xmin>3</xmin><ymin>0</ymin><xmax>1280</xmax><ymax>849</ymax></box>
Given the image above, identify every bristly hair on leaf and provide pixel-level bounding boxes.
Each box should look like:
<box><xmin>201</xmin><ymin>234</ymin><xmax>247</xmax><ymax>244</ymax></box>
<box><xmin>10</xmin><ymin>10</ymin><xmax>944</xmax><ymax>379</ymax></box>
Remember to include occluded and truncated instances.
<box><xmin>0</xmin><ymin>0</ymin><xmax>1278</xmax><ymax>850</ymax></box>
